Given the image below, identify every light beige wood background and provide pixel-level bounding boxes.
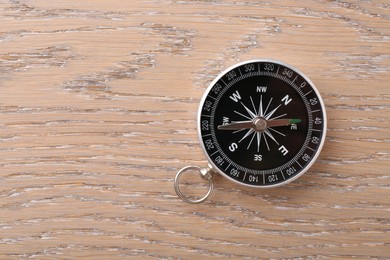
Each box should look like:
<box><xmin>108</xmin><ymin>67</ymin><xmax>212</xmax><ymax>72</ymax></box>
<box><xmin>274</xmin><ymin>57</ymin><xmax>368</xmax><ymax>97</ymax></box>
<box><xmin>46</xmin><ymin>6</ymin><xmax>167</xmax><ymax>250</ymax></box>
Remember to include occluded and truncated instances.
<box><xmin>0</xmin><ymin>0</ymin><xmax>389</xmax><ymax>259</ymax></box>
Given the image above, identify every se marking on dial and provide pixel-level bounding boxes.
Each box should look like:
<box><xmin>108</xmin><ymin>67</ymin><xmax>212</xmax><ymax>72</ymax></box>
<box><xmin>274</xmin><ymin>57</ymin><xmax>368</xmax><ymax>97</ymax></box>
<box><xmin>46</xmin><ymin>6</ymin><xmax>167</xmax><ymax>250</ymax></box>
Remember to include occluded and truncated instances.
<box><xmin>198</xmin><ymin>60</ymin><xmax>326</xmax><ymax>188</ymax></box>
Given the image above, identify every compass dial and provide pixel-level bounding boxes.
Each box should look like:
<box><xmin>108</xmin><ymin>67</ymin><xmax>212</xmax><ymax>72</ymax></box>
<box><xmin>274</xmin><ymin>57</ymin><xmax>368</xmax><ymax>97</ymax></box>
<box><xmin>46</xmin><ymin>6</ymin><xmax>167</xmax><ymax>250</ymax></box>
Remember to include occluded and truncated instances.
<box><xmin>198</xmin><ymin>60</ymin><xmax>326</xmax><ymax>187</ymax></box>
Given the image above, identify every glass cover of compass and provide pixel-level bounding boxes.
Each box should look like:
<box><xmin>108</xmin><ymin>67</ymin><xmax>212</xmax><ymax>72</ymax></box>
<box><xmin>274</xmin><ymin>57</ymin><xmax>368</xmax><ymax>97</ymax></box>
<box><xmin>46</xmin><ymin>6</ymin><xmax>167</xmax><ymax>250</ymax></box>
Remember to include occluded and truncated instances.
<box><xmin>198</xmin><ymin>60</ymin><xmax>326</xmax><ymax>187</ymax></box>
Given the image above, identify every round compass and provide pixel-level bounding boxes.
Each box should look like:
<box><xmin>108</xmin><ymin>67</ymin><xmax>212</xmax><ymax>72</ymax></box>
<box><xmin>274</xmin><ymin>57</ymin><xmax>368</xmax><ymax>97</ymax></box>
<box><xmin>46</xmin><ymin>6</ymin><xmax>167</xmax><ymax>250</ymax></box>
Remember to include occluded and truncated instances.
<box><xmin>198</xmin><ymin>59</ymin><xmax>326</xmax><ymax>188</ymax></box>
<box><xmin>174</xmin><ymin>59</ymin><xmax>326</xmax><ymax>203</ymax></box>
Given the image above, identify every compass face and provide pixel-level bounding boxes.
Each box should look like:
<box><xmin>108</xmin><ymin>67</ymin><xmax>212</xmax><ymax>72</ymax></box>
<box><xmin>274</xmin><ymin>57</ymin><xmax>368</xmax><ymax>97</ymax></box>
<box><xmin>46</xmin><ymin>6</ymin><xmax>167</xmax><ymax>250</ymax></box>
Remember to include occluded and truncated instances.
<box><xmin>198</xmin><ymin>60</ymin><xmax>326</xmax><ymax>187</ymax></box>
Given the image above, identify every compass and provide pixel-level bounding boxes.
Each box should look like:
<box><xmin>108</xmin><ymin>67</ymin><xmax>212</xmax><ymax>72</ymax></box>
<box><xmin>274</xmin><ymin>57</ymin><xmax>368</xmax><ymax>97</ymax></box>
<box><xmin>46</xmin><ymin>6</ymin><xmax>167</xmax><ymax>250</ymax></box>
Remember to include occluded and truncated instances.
<box><xmin>175</xmin><ymin>59</ymin><xmax>326</xmax><ymax>203</ymax></box>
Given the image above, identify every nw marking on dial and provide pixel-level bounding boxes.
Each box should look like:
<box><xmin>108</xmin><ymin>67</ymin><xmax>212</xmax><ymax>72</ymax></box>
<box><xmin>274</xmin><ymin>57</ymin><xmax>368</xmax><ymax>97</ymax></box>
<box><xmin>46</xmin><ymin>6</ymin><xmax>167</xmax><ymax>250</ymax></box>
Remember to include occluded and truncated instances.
<box><xmin>218</xmin><ymin>94</ymin><xmax>301</xmax><ymax>153</ymax></box>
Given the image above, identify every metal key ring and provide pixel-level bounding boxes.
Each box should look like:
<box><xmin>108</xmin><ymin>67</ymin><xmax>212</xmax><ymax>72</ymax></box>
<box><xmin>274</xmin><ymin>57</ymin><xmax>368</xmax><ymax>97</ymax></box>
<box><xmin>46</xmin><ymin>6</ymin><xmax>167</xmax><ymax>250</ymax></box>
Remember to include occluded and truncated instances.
<box><xmin>174</xmin><ymin>166</ymin><xmax>214</xmax><ymax>204</ymax></box>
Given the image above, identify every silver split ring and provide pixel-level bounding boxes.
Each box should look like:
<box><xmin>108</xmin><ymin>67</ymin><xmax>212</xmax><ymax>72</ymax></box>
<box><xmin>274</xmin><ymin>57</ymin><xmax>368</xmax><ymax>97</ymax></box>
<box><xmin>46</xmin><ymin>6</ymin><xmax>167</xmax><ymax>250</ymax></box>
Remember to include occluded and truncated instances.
<box><xmin>174</xmin><ymin>166</ymin><xmax>214</xmax><ymax>204</ymax></box>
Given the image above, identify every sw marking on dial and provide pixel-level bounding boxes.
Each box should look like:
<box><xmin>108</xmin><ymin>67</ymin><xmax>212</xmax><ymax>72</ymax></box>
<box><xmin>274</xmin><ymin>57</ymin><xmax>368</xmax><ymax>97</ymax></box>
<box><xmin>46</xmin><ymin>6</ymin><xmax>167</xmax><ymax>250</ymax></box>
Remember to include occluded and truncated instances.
<box><xmin>199</xmin><ymin>60</ymin><xmax>326</xmax><ymax>187</ymax></box>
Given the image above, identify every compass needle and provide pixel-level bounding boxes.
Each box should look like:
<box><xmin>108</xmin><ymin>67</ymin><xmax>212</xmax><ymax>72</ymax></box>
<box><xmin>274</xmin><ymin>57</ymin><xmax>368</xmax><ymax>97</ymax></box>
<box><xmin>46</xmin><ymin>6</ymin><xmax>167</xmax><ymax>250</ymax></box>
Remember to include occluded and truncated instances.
<box><xmin>289</xmin><ymin>118</ymin><xmax>302</xmax><ymax>124</ymax></box>
<box><xmin>267</xmin><ymin>118</ymin><xmax>302</xmax><ymax>128</ymax></box>
<box><xmin>218</xmin><ymin>120</ymin><xmax>253</xmax><ymax>130</ymax></box>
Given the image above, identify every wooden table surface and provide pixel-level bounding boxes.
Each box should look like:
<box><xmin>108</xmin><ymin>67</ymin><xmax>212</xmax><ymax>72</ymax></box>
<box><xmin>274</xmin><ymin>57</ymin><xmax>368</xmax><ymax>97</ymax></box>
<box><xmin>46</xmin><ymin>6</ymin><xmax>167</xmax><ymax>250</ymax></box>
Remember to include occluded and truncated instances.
<box><xmin>0</xmin><ymin>0</ymin><xmax>389</xmax><ymax>259</ymax></box>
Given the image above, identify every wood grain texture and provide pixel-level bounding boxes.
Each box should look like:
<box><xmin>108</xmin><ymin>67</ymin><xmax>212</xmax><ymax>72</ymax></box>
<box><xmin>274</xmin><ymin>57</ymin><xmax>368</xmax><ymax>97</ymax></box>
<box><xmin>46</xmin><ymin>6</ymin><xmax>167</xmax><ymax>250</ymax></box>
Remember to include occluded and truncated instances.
<box><xmin>0</xmin><ymin>0</ymin><xmax>389</xmax><ymax>259</ymax></box>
